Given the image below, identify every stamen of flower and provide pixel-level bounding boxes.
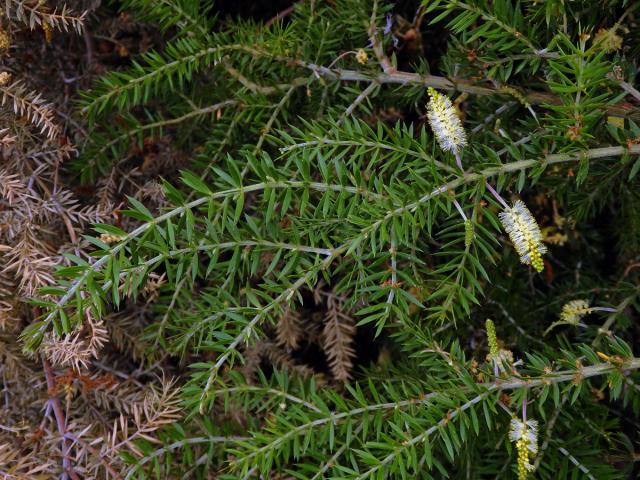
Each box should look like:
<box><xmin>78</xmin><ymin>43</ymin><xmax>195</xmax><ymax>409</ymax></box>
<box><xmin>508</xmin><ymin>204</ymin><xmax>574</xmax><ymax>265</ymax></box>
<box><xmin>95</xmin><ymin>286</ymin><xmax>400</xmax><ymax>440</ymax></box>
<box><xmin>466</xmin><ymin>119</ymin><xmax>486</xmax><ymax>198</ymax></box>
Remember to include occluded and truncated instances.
<box><xmin>426</xmin><ymin>87</ymin><xmax>467</xmax><ymax>154</ymax></box>
<box><xmin>498</xmin><ymin>200</ymin><xmax>547</xmax><ymax>272</ymax></box>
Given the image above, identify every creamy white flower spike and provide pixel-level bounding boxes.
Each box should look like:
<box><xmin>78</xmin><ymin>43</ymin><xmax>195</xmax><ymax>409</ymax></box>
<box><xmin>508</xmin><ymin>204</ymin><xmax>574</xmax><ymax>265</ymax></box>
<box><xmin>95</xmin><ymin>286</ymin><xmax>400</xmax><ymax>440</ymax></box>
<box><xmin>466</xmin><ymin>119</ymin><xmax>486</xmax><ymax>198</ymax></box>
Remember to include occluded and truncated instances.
<box><xmin>509</xmin><ymin>419</ymin><xmax>539</xmax><ymax>454</ymax></box>
<box><xmin>560</xmin><ymin>299</ymin><xmax>592</xmax><ymax>324</ymax></box>
<box><xmin>426</xmin><ymin>87</ymin><xmax>467</xmax><ymax>154</ymax></box>
<box><xmin>498</xmin><ymin>200</ymin><xmax>547</xmax><ymax>272</ymax></box>
<box><xmin>509</xmin><ymin>418</ymin><xmax>539</xmax><ymax>479</ymax></box>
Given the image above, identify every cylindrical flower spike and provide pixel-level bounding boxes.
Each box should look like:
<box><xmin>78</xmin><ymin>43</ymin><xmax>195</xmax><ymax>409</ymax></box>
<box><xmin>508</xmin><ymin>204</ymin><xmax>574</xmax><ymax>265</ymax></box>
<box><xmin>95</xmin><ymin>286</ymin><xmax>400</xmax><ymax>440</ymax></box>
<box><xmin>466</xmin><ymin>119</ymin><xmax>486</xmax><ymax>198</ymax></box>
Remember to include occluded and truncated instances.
<box><xmin>498</xmin><ymin>200</ymin><xmax>547</xmax><ymax>272</ymax></box>
<box><xmin>509</xmin><ymin>418</ymin><xmax>539</xmax><ymax>480</ymax></box>
<box><xmin>560</xmin><ymin>299</ymin><xmax>592</xmax><ymax>324</ymax></box>
<box><xmin>464</xmin><ymin>219</ymin><xmax>474</xmax><ymax>247</ymax></box>
<box><xmin>544</xmin><ymin>299</ymin><xmax>590</xmax><ymax>335</ymax></box>
<box><xmin>426</xmin><ymin>87</ymin><xmax>467</xmax><ymax>154</ymax></box>
<box><xmin>485</xmin><ymin>319</ymin><xmax>499</xmax><ymax>358</ymax></box>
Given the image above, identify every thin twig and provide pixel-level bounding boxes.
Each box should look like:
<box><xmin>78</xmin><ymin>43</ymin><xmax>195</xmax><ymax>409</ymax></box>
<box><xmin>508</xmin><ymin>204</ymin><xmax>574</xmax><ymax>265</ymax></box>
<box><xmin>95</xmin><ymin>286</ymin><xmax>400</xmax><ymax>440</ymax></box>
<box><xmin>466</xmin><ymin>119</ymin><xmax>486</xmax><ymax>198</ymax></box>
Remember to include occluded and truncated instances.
<box><xmin>368</xmin><ymin>0</ymin><xmax>394</xmax><ymax>73</ymax></box>
<box><xmin>594</xmin><ymin>287</ymin><xmax>640</xmax><ymax>344</ymax></box>
<box><xmin>617</xmin><ymin>79</ymin><xmax>640</xmax><ymax>104</ymax></box>
<box><xmin>42</xmin><ymin>359</ymin><xmax>80</xmax><ymax>480</ymax></box>
<box><xmin>386</xmin><ymin>234</ymin><xmax>397</xmax><ymax>306</ymax></box>
<box><xmin>337</xmin><ymin>81</ymin><xmax>379</xmax><ymax>125</ymax></box>
<box><xmin>265</xmin><ymin>3</ymin><xmax>298</xmax><ymax>28</ymax></box>
<box><xmin>557</xmin><ymin>447</ymin><xmax>596</xmax><ymax>480</ymax></box>
<box><xmin>64</xmin><ymin>432</ymin><xmax>124</xmax><ymax>480</ymax></box>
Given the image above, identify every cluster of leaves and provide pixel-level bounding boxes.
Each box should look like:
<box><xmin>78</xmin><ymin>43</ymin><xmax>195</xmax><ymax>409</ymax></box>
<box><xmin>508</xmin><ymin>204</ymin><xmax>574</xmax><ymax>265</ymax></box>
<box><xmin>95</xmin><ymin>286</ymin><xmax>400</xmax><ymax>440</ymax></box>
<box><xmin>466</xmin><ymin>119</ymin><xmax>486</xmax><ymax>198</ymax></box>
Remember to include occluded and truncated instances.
<box><xmin>5</xmin><ymin>0</ymin><xmax>640</xmax><ymax>478</ymax></box>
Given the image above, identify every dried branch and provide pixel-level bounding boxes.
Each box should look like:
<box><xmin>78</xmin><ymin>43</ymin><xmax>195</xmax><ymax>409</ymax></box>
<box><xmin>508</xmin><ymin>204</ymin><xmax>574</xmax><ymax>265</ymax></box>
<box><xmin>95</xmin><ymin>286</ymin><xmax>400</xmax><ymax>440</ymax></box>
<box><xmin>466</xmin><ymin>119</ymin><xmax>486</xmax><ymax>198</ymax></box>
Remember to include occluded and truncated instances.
<box><xmin>276</xmin><ymin>307</ymin><xmax>304</xmax><ymax>351</ymax></box>
<box><xmin>0</xmin><ymin>81</ymin><xmax>61</xmax><ymax>138</ymax></box>
<box><xmin>42</xmin><ymin>358</ymin><xmax>79</xmax><ymax>480</ymax></box>
<box><xmin>322</xmin><ymin>294</ymin><xmax>356</xmax><ymax>382</ymax></box>
<box><xmin>4</xmin><ymin>1</ymin><xmax>86</xmax><ymax>33</ymax></box>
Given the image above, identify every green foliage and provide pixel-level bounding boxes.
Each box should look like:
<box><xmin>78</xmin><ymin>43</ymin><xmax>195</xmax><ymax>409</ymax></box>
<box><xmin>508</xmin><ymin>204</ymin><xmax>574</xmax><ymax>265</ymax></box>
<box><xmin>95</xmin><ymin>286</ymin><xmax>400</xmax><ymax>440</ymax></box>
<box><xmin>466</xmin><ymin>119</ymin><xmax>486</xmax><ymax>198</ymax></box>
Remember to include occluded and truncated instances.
<box><xmin>26</xmin><ymin>0</ymin><xmax>640</xmax><ymax>477</ymax></box>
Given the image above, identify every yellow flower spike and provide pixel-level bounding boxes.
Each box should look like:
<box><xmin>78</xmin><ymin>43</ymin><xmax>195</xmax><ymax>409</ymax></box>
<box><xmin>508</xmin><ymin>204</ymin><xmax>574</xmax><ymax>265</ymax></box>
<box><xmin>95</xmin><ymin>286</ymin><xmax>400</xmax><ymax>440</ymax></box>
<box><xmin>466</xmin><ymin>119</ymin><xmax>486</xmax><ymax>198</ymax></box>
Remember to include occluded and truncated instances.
<box><xmin>509</xmin><ymin>418</ymin><xmax>538</xmax><ymax>480</ymax></box>
<box><xmin>545</xmin><ymin>299</ymin><xmax>594</xmax><ymax>336</ymax></box>
<box><xmin>560</xmin><ymin>299</ymin><xmax>592</xmax><ymax>324</ymax></box>
<box><xmin>498</xmin><ymin>200</ymin><xmax>547</xmax><ymax>272</ymax></box>
<box><xmin>485</xmin><ymin>319</ymin><xmax>499</xmax><ymax>358</ymax></box>
<box><xmin>99</xmin><ymin>233</ymin><xmax>126</xmax><ymax>244</ymax></box>
<box><xmin>516</xmin><ymin>438</ymin><xmax>531</xmax><ymax>480</ymax></box>
<box><xmin>485</xmin><ymin>319</ymin><xmax>514</xmax><ymax>374</ymax></box>
<box><xmin>464</xmin><ymin>219</ymin><xmax>474</xmax><ymax>247</ymax></box>
<box><xmin>426</xmin><ymin>87</ymin><xmax>467</xmax><ymax>154</ymax></box>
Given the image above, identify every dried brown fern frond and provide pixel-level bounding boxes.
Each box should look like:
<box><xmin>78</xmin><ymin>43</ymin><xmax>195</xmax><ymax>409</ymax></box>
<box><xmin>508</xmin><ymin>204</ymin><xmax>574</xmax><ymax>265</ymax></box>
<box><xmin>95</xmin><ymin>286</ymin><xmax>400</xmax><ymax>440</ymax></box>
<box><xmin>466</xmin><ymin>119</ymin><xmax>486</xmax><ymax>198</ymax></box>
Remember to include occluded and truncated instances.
<box><xmin>41</xmin><ymin>317</ymin><xmax>109</xmax><ymax>371</ymax></box>
<box><xmin>0</xmin><ymin>266</ymin><xmax>21</xmax><ymax>333</ymax></box>
<box><xmin>0</xmin><ymin>298</ymin><xmax>18</xmax><ymax>331</ymax></box>
<box><xmin>36</xmin><ymin>187</ymin><xmax>81</xmax><ymax>222</ymax></box>
<box><xmin>85</xmin><ymin>375</ymin><xmax>144</xmax><ymax>418</ymax></box>
<box><xmin>0</xmin><ymin>127</ymin><xmax>16</xmax><ymax>145</ymax></box>
<box><xmin>257</xmin><ymin>340</ymin><xmax>318</xmax><ymax>381</ymax></box>
<box><xmin>2</xmin><ymin>224</ymin><xmax>56</xmax><ymax>296</ymax></box>
<box><xmin>0</xmin><ymin>334</ymin><xmax>29</xmax><ymax>374</ymax></box>
<box><xmin>241</xmin><ymin>340</ymin><xmax>263</xmax><ymax>384</ymax></box>
<box><xmin>24</xmin><ymin>136</ymin><xmax>75</xmax><ymax>166</ymax></box>
<box><xmin>322</xmin><ymin>293</ymin><xmax>356</xmax><ymax>382</ymax></box>
<box><xmin>0</xmin><ymin>169</ymin><xmax>30</xmax><ymax>206</ymax></box>
<box><xmin>100</xmin><ymin>378</ymin><xmax>182</xmax><ymax>460</ymax></box>
<box><xmin>276</xmin><ymin>306</ymin><xmax>303</xmax><ymax>350</ymax></box>
<box><xmin>4</xmin><ymin>0</ymin><xmax>86</xmax><ymax>34</ymax></box>
<box><xmin>106</xmin><ymin>309</ymin><xmax>154</xmax><ymax>365</ymax></box>
<box><xmin>0</xmin><ymin>80</ymin><xmax>62</xmax><ymax>138</ymax></box>
<box><xmin>242</xmin><ymin>339</ymin><xmax>322</xmax><ymax>384</ymax></box>
<box><xmin>96</xmin><ymin>167</ymin><xmax>119</xmax><ymax>211</ymax></box>
<box><xmin>141</xmin><ymin>272</ymin><xmax>166</xmax><ymax>303</ymax></box>
<box><xmin>0</xmin><ymin>443</ymin><xmax>52</xmax><ymax>479</ymax></box>
<box><xmin>135</xmin><ymin>179</ymin><xmax>167</xmax><ymax>206</ymax></box>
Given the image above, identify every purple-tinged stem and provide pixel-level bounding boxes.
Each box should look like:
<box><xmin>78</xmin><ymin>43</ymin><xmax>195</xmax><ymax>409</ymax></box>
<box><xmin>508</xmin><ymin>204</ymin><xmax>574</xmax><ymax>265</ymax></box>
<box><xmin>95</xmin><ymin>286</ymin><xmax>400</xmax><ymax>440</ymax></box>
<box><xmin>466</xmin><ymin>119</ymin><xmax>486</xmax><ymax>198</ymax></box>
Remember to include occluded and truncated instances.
<box><xmin>453</xmin><ymin>198</ymin><xmax>468</xmax><ymax>221</ymax></box>
<box><xmin>43</xmin><ymin>359</ymin><xmax>80</xmax><ymax>480</ymax></box>
<box><xmin>454</xmin><ymin>150</ymin><xmax>464</xmax><ymax>171</ymax></box>
<box><xmin>485</xmin><ymin>181</ymin><xmax>509</xmax><ymax>209</ymax></box>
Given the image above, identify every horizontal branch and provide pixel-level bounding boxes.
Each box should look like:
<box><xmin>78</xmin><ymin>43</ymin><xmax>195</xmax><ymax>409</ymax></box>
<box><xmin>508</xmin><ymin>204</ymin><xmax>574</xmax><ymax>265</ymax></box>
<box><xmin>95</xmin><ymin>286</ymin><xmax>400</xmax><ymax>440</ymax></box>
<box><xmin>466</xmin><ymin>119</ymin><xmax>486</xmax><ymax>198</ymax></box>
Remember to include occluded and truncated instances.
<box><xmin>94</xmin><ymin>99</ymin><xmax>239</xmax><ymax>158</ymax></box>
<box><xmin>358</xmin><ymin>144</ymin><xmax>640</xmax><ymax>242</ymax></box>
<box><xmin>288</xmin><ymin>63</ymin><xmax>637</xmax><ymax>118</ymax></box>
<box><xmin>222</xmin><ymin>60</ymin><xmax>309</xmax><ymax>95</ymax></box>
<box><xmin>230</xmin><ymin>44</ymin><xmax>639</xmax><ymax>119</ymax></box>
<box><xmin>356</xmin><ymin>356</ymin><xmax>640</xmax><ymax>479</ymax></box>
<box><xmin>237</xmin><ymin>356</ymin><xmax>640</xmax><ymax>475</ymax></box>
<box><xmin>212</xmin><ymin>384</ymin><xmax>323</xmax><ymax>413</ymax></box>
<box><xmin>280</xmin><ymin>138</ymin><xmax>458</xmax><ymax>174</ymax></box>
